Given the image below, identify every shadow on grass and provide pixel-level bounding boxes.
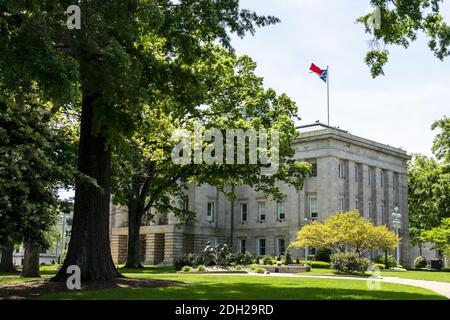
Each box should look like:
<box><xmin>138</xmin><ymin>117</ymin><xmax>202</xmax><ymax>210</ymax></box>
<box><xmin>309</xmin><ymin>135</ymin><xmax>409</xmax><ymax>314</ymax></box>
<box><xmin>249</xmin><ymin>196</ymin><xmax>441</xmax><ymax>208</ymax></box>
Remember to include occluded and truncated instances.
<box><xmin>40</xmin><ymin>278</ymin><xmax>446</xmax><ymax>300</ymax></box>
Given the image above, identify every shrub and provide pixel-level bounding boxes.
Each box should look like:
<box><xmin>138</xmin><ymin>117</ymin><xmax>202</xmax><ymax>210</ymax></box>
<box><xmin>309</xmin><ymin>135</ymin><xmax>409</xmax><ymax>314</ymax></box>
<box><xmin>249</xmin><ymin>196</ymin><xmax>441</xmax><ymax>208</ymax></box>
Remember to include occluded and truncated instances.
<box><xmin>174</xmin><ymin>253</ymin><xmax>200</xmax><ymax>271</ymax></box>
<box><xmin>196</xmin><ymin>265</ymin><xmax>206</xmax><ymax>272</ymax></box>
<box><xmin>414</xmin><ymin>256</ymin><xmax>427</xmax><ymax>269</ymax></box>
<box><xmin>181</xmin><ymin>266</ymin><xmax>192</xmax><ymax>272</ymax></box>
<box><xmin>374</xmin><ymin>263</ymin><xmax>385</xmax><ymax>270</ymax></box>
<box><xmin>285</xmin><ymin>251</ymin><xmax>293</xmax><ymax>265</ymax></box>
<box><xmin>235</xmin><ymin>265</ymin><xmax>243</xmax><ymax>271</ymax></box>
<box><xmin>374</xmin><ymin>254</ymin><xmax>398</xmax><ymax>269</ymax></box>
<box><xmin>254</xmin><ymin>267</ymin><xmax>266</xmax><ymax>274</ymax></box>
<box><xmin>310</xmin><ymin>261</ymin><xmax>331</xmax><ymax>269</ymax></box>
<box><xmin>262</xmin><ymin>255</ymin><xmax>274</xmax><ymax>265</ymax></box>
<box><xmin>331</xmin><ymin>252</ymin><xmax>371</xmax><ymax>274</ymax></box>
<box><xmin>315</xmin><ymin>248</ymin><xmax>332</xmax><ymax>262</ymax></box>
<box><xmin>298</xmin><ymin>260</ymin><xmax>331</xmax><ymax>269</ymax></box>
<box><xmin>232</xmin><ymin>252</ymin><xmax>254</xmax><ymax>266</ymax></box>
<box><xmin>295</xmin><ymin>257</ymin><xmax>300</xmax><ymax>264</ymax></box>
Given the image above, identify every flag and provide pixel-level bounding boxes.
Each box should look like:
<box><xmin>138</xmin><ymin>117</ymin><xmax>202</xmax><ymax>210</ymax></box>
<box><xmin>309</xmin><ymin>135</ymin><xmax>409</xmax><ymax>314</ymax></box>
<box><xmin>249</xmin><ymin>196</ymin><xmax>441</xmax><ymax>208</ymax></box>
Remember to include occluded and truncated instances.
<box><xmin>309</xmin><ymin>63</ymin><xmax>328</xmax><ymax>83</ymax></box>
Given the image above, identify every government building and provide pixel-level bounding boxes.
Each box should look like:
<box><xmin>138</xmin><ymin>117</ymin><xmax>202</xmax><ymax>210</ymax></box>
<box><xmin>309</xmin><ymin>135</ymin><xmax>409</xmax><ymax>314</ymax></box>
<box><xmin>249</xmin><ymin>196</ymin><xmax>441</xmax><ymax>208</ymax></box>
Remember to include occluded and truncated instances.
<box><xmin>110</xmin><ymin>123</ymin><xmax>412</xmax><ymax>267</ymax></box>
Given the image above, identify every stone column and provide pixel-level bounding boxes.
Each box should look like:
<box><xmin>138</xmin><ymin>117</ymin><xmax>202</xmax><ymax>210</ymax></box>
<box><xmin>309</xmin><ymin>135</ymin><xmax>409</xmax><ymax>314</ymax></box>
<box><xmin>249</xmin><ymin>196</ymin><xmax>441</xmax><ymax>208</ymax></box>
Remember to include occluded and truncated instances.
<box><xmin>111</xmin><ymin>235</ymin><xmax>127</xmax><ymax>265</ymax></box>
<box><xmin>164</xmin><ymin>232</ymin><xmax>184</xmax><ymax>264</ymax></box>
<box><xmin>144</xmin><ymin>233</ymin><xmax>157</xmax><ymax>265</ymax></box>
<box><xmin>374</xmin><ymin>167</ymin><xmax>383</xmax><ymax>226</ymax></box>
<box><xmin>399</xmin><ymin>173</ymin><xmax>412</xmax><ymax>267</ymax></box>
<box><xmin>361</xmin><ymin>164</ymin><xmax>370</xmax><ymax>219</ymax></box>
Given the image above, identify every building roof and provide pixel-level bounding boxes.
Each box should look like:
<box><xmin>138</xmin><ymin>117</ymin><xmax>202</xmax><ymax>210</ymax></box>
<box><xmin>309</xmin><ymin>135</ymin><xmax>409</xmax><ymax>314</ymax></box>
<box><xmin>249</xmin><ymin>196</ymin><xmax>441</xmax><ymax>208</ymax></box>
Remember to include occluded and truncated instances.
<box><xmin>295</xmin><ymin>123</ymin><xmax>410</xmax><ymax>160</ymax></box>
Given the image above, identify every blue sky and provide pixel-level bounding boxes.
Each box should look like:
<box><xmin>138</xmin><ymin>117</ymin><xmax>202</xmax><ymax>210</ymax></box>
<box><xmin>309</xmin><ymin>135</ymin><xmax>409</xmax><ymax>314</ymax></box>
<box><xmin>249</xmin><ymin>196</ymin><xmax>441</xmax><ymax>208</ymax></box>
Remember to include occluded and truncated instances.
<box><xmin>231</xmin><ymin>0</ymin><xmax>450</xmax><ymax>157</ymax></box>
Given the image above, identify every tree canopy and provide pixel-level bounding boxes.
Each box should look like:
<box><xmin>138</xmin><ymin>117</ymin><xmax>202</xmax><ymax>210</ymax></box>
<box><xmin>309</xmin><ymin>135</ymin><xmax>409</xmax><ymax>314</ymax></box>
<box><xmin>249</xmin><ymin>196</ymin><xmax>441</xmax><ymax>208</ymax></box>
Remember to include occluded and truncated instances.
<box><xmin>358</xmin><ymin>0</ymin><xmax>450</xmax><ymax>77</ymax></box>
<box><xmin>110</xmin><ymin>45</ymin><xmax>311</xmax><ymax>267</ymax></box>
<box><xmin>1</xmin><ymin>0</ymin><xmax>286</xmax><ymax>281</ymax></box>
<box><xmin>408</xmin><ymin>117</ymin><xmax>450</xmax><ymax>251</ymax></box>
<box><xmin>0</xmin><ymin>98</ymin><xmax>73</xmax><ymax>249</ymax></box>
<box><xmin>290</xmin><ymin>211</ymin><xmax>399</xmax><ymax>257</ymax></box>
<box><xmin>421</xmin><ymin>217</ymin><xmax>450</xmax><ymax>257</ymax></box>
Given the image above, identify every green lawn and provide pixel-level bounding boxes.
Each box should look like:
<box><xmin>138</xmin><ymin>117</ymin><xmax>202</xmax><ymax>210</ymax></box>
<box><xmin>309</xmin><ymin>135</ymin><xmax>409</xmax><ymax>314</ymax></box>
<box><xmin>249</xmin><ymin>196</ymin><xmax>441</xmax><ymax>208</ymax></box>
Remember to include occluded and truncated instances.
<box><xmin>40</xmin><ymin>273</ymin><xmax>446</xmax><ymax>300</ymax></box>
<box><xmin>1</xmin><ymin>265</ymin><xmax>448</xmax><ymax>300</ymax></box>
<box><xmin>308</xmin><ymin>268</ymin><xmax>450</xmax><ymax>283</ymax></box>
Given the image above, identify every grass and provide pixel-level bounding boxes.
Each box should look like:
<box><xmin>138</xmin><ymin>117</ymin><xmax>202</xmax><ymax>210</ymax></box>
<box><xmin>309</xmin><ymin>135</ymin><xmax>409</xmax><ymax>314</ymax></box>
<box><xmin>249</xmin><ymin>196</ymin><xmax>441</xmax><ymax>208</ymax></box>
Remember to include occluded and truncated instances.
<box><xmin>40</xmin><ymin>273</ymin><xmax>446</xmax><ymax>300</ymax></box>
<box><xmin>308</xmin><ymin>267</ymin><xmax>450</xmax><ymax>283</ymax></box>
<box><xmin>379</xmin><ymin>270</ymin><xmax>450</xmax><ymax>283</ymax></box>
<box><xmin>1</xmin><ymin>265</ymin><xmax>448</xmax><ymax>300</ymax></box>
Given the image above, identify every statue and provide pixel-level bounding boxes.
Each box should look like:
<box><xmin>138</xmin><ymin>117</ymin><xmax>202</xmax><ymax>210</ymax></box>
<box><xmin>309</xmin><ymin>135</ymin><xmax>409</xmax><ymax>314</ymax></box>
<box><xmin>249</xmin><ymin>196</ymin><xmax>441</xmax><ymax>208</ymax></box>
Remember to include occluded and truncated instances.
<box><xmin>216</xmin><ymin>243</ymin><xmax>231</xmax><ymax>267</ymax></box>
<box><xmin>202</xmin><ymin>241</ymin><xmax>217</xmax><ymax>266</ymax></box>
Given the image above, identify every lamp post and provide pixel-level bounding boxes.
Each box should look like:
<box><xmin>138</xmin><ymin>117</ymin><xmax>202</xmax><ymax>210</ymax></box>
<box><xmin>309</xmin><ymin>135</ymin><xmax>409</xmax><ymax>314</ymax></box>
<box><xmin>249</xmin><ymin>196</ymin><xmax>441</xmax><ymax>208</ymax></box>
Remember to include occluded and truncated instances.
<box><xmin>391</xmin><ymin>207</ymin><xmax>401</xmax><ymax>266</ymax></box>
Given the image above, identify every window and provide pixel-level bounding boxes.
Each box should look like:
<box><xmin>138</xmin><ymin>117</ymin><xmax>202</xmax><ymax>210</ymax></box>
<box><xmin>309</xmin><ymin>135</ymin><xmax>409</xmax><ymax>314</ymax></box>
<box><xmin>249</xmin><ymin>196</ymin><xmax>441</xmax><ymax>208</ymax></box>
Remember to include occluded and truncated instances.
<box><xmin>368</xmin><ymin>201</ymin><xmax>373</xmax><ymax>220</ymax></box>
<box><xmin>15</xmin><ymin>248</ymin><xmax>20</xmax><ymax>253</ymax></box>
<box><xmin>368</xmin><ymin>168</ymin><xmax>372</xmax><ymax>185</ymax></box>
<box><xmin>277</xmin><ymin>239</ymin><xmax>286</xmax><ymax>256</ymax></box>
<box><xmin>393</xmin><ymin>174</ymin><xmax>396</xmax><ymax>191</ymax></box>
<box><xmin>240</xmin><ymin>239</ymin><xmax>247</xmax><ymax>254</ymax></box>
<box><xmin>277</xmin><ymin>201</ymin><xmax>286</xmax><ymax>221</ymax></box>
<box><xmin>258</xmin><ymin>239</ymin><xmax>266</xmax><ymax>256</ymax></box>
<box><xmin>339</xmin><ymin>197</ymin><xmax>344</xmax><ymax>212</ymax></box>
<box><xmin>381</xmin><ymin>171</ymin><xmax>384</xmax><ymax>187</ymax></box>
<box><xmin>355</xmin><ymin>199</ymin><xmax>359</xmax><ymax>210</ymax></box>
<box><xmin>311</xmin><ymin>163</ymin><xmax>318</xmax><ymax>177</ymax></box>
<box><xmin>355</xmin><ymin>164</ymin><xmax>359</xmax><ymax>182</ymax></box>
<box><xmin>381</xmin><ymin>204</ymin><xmax>385</xmax><ymax>223</ymax></box>
<box><xmin>207</xmin><ymin>201</ymin><xmax>215</xmax><ymax>222</ymax></box>
<box><xmin>258</xmin><ymin>201</ymin><xmax>266</xmax><ymax>222</ymax></box>
<box><xmin>240</xmin><ymin>203</ymin><xmax>248</xmax><ymax>223</ymax></box>
<box><xmin>338</xmin><ymin>161</ymin><xmax>345</xmax><ymax>179</ymax></box>
<box><xmin>309</xmin><ymin>197</ymin><xmax>318</xmax><ymax>219</ymax></box>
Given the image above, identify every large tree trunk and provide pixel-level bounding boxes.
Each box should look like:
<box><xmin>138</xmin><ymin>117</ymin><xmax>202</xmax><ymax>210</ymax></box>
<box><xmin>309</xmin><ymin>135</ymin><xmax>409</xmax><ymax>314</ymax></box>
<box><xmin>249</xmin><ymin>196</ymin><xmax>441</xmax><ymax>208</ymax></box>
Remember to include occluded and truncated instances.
<box><xmin>0</xmin><ymin>242</ymin><xmax>16</xmax><ymax>273</ymax></box>
<box><xmin>125</xmin><ymin>201</ymin><xmax>144</xmax><ymax>268</ymax></box>
<box><xmin>52</xmin><ymin>89</ymin><xmax>121</xmax><ymax>282</ymax></box>
<box><xmin>22</xmin><ymin>243</ymin><xmax>40</xmax><ymax>278</ymax></box>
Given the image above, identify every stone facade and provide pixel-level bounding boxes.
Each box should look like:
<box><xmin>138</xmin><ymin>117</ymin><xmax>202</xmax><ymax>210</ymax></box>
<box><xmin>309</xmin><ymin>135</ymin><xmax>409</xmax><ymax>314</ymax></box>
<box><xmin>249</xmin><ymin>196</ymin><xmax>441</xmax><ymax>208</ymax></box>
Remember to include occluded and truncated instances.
<box><xmin>110</xmin><ymin>124</ymin><xmax>413</xmax><ymax>267</ymax></box>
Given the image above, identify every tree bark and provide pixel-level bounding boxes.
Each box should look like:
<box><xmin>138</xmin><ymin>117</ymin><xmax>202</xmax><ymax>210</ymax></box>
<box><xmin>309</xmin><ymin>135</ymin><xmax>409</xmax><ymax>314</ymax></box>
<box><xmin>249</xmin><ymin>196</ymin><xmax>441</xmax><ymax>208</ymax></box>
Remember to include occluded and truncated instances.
<box><xmin>125</xmin><ymin>201</ymin><xmax>144</xmax><ymax>268</ymax></box>
<box><xmin>22</xmin><ymin>243</ymin><xmax>40</xmax><ymax>278</ymax></box>
<box><xmin>52</xmin><ymin>90</ymin><xmax>121</xmax><ymax>282</ymax></box>
<box><xmin>0</xmin><ymin>242</ymin><xmax>16</xmax><ymax>273</ymax></box>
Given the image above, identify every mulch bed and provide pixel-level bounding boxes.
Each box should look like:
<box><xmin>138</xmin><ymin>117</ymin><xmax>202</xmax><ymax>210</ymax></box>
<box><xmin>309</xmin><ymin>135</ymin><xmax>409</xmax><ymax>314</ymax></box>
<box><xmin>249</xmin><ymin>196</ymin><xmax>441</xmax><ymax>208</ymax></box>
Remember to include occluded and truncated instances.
<box><xmin>0</xmin><ymin>277</ymin><xmax>185</xmax><ymax>300</ymax></box>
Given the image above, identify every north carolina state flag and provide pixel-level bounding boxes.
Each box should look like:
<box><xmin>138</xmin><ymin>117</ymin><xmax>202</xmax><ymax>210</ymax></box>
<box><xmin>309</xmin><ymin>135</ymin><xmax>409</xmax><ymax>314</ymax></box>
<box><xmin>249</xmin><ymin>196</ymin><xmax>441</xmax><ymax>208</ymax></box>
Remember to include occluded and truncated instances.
<box><xmin>309</xmin><ymin>63</ymin><xmax>328</xmax><ymax>83</ymax></box>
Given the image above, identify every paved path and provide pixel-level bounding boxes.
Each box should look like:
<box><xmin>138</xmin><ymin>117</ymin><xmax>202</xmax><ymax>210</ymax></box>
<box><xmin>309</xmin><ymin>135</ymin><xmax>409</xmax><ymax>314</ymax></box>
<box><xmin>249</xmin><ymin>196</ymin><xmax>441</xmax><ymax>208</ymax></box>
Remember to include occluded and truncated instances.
<box><xmin>204</xmin><ymin>273</ymin><xmax>450</xmax><ymax>299</ymax></box>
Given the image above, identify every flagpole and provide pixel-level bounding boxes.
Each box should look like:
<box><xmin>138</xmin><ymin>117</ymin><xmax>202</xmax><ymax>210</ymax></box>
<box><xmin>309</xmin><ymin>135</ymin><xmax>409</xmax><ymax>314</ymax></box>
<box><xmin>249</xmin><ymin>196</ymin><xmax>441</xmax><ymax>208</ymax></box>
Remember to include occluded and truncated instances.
<box><xmin>327</xmin><ymin>66</ymin><xmax>330</xmax><ymax>126</ymax></box>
